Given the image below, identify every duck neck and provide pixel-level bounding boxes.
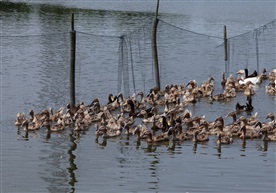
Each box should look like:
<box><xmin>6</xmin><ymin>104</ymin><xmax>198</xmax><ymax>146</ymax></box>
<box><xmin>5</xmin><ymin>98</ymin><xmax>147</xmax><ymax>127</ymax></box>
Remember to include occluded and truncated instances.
<box><xmin>263</xmin><ymin>130</ymin><xmax>268</xmax><ymax>141</ymax></box>
<box><xmin>129</xmin><ymin>101</ymin><xmax>135</xmax><ymax>113</ymax></box>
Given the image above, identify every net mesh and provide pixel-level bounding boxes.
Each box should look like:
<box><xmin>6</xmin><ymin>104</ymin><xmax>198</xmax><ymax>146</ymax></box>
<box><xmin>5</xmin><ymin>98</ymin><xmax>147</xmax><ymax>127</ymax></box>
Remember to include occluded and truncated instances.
<box><xmin>2</xmin><ymin>9</ymin><xmax>275</xmax><ymax>106</ymax></box>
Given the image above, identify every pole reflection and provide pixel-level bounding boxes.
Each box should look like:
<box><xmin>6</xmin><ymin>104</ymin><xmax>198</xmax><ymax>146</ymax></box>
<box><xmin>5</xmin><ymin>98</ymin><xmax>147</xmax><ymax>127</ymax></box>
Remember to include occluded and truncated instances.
<box><xmin>67</xmin><ymin>131</ymin><xmax>78</xmax><ymax>192</ymax></box>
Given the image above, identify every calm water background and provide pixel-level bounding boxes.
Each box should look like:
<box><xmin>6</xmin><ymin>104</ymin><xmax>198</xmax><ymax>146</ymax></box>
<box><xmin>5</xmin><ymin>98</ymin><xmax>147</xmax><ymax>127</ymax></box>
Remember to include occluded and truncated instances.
<box><xmin>1</xmin><ymin>1</ymin><xmax>276</xmax><ymax>192</ymax></box>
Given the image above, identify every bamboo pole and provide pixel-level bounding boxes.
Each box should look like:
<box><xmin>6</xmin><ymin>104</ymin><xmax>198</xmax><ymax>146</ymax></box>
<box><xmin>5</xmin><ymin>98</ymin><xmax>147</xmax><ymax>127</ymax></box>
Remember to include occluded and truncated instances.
<box><xmin>70</xmin><ymin>13</ymin><xmax>76</xmax><ymax>108</ymax></box>
<box><xmin>152</xmin><ymin>0</ymin><xmax>160</xmax><ymax>91</ymax></box>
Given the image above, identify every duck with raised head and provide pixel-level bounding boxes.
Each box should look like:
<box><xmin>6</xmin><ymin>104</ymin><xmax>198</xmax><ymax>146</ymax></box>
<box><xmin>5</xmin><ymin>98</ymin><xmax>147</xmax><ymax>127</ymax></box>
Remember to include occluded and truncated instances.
<box><xmin>125</xmin><ymin>99</ymin><xmax>153</xmax><ymax>118</ymax></box>
<box><xmin>237</xmin><ymin>69</ymin><xmax>262</xmax><ymax>85</ymax></box>
<box><xmin>236</xmin><ymin>115</ymin><xmax>259</xmax><ymax>131</ymax></box>
<box><xmin>266</xmin><ymin>113</ymin><xmax>275</xmax><ymax>126</ymax></box>
<box><xmin>225</xmin><ymin>111</ymin><xmax>238</xmax><ymax>125</ymax></box>
<box><xmin>209</xmin><ymin>90</ymin><xmax>226</xmax><ymax>101</ymax></box>
<box><xmin>237</xmin><ymin>68</ymin><xmax>258</xmax><ymax>78</ymax></box>
<box><xmin>236</xmin><ymin>95</ymin><xmax>254</xmax><ymax>112</ymax></box>
<box><xmin>136</xmin><ymin>91</ymin><xmax>147</xmax><ymax>110</ymax></box>
<box><xmin>221</xmin><ymin>73</ymin><xmax>227</xmax><ymax>87</ymax></box>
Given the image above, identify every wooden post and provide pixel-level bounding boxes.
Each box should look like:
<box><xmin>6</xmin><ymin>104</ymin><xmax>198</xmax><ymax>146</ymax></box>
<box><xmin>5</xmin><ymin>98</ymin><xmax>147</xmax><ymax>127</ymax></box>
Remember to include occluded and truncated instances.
<box><xmin>152</xmin><ymin>0</ymin><xmax>160</xmax><ymax>91</ymax></box>
<box><xmin>224</xmin><ymin>25</ymin><xmax>228</xmax><ymax>76</ymax></box>
<box><xmin>70</xmin><ymin>13</ymin><xmax>76</xmax><ymax>108</ymax></box>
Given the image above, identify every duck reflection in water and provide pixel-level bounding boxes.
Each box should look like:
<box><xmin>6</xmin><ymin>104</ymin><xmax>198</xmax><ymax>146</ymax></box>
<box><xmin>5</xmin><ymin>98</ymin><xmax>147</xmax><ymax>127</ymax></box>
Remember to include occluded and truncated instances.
<box><xmin>95</xmin><ymin>137</ymin><xmax>107</xmax><ymax>148</ymax></box>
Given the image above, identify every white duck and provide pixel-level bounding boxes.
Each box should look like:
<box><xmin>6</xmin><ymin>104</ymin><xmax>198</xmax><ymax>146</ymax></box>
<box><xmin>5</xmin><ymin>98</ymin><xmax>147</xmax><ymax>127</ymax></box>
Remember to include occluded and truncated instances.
<box><xmin>237</xmin><ymin>69</ymin><xmax>262</xmax><ymax>85</ymax></box>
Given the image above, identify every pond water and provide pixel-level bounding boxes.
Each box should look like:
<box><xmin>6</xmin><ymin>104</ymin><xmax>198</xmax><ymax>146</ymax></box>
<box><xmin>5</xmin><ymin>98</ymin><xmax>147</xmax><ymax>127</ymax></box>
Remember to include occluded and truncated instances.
<box><xmin>1</xmin><ymin>1</ymin><xmax>276</xmax><ymax>192</ymax></box>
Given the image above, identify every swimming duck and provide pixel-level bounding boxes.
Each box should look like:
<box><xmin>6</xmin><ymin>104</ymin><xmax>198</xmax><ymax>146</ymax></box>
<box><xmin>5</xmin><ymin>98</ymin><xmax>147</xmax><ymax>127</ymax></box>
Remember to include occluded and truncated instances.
<box><xmin>243</xmin><ymin>83</ymin><xmax>255</xmax><ymax>97</ymax></box>
<box><xmin>136</xmin><ymin>91</ymin><xmax>147</xmax><ymax>110</ymax></box>
<box><xmin>239</xmin><ymin>125</ymin><xmax>261</xmax><ymax>139</ymax></box>
<box><xmin>221</xmin><ymin>73</ymin><xmax>226</xmax><ymax>87</ymax></box>
<box><xmin>266</xmin><ymin>113</ymin><xmax>275</xmax><ymax>123</ymax></box>
<box><xmin>21</xmin><ymin>120</ymin><xmax>41</xmax><ymax>131</ymax></box>
<box><xmin>183</xmin><ymin>89</ymin><xmax>198</xmax><ymax>103</ymax></box>
<box><xmin>238</xmin><ymin>75</ymin><xmax>262</xmax><ymax>85</ymax></box>
<box><xmin>125</xmin><ymin>99</ymin><xmax>153</xmax><ymax>118</ymax></box>
<box><xmin>224</xmin><ymin>87</ymin><xmax>236</xmax><ymax>98</ymax></box>
<box><xmin>101</xmin><ymin>126</ymin><xmax>122</xmax><ymax>138</ymax></box>
<box><xmin>217</xmin><ymin>133</ymin><xmax>233</xmax><ymax>145</ymax></box>
<box><xmin>144</xmin><ymin>128</ymin><xmax>171</xmax><ymax>143</ymax></box>
<box><xmin>49</xmin><ymin>107</ymin><xmax>64</xmax><ymax>122</ymax></box>
<box><xmin>237</xmin><ymin>68</ymin><xmax>258</xmax><ymax>79</ymax></box>
<box><xmin>235</xmin><ymin>95</ymin><xmax>254</xmax><ymax>112</ymax></box>
<box><xmin>260</xmin><ymin>68</ymin><xmax>268</xmax><ymax>80</ymax></box>
<box><xmin>265</xmin><ymin>79</ymin><xmax>276</xmax><ymax>95</ymax></box>
<box><xmin>192</xmin><ymin>130</ymin><xmax>209</xmax><ymax>143</ymax></box>
<box><xmin>75</xmin><ymin>118</ymin><xmax>89</xmax><ymax>131</ymax></box>
<box><xmin>225</xmin><ymin>111</ymin><xmax>238</xmax><ymax>125</ymax></box>
<box><xmin>14</xmin><ymin>112</ymin><xmax>27</xmax><ymax>127</ymax></box>
<box><xmin>42</xmin><ymin>119</ymin><xmax>65</xmax><ymax>132</ymax></box>
<box><xmin>257</xmin><ymin>125</ymin><xmax>276</xmax><ymax>141</ymax></box>
<box><xmin>174</xmin><ymin>122</ymin><xmax>193</xmax><ymax>141</ymax></box>
<box><xmin>210</xmin><ymin>91</ymin><xmax>226</xmax><ymax>101</ymax></box>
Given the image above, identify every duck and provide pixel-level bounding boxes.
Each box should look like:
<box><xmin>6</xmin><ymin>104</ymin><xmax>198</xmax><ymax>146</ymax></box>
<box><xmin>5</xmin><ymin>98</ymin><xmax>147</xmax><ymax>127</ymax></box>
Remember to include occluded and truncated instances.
<box><xmin>74</xmin><ymin>118</ymin><xmax>90</xmax><ymax>131</ymax></box>
<box><xmin>192</xmin><ymin>130</ymin><xmax>209</xmax><ymax>143</ymax></box>
<box><xmin>217</xmin><ymin>133</ymin><xmax>233</xmax><ymax>145</ymax></box>
<box><xmin>235</xmin><ymin>95</ymin><xmax>254</xmax><ymax>112</ymax></box>
<box><xmin>42</xmin><ymin>119</ymin><xmax>65</xmax><ymax>132</ymax></box>
<box><xmin>14</xmin><ymin>112</ymin><xmax>27</xmax><ymax>127</ymax></box>
<box><xmin>155</xmin><ymin>115</ymin><xmax>170</xmax><ymax>133</ymax></box>
<box><xmin>260</xmin><ymin>68</ymin><xmax>268</xmax><ymax>80</ymax></box>
<box><xmin>224</xmin><ymin>87</ymin><xmax>236</xmax><ymax>98</ymax></box>
<box><xmin>101</xmin><ymin>126</ymin><xmax>122</xmax><ymax>138</ymax></box>
<box><xmin>221</xmin><ymin>73</ymin><xmax>226</xmax><ymax>87</ymax></box>
<box><xmin>136</xmin><ymin>91</ymin><xmax>147</xmax><ymax>110</ymax></box>
<box><xmin>169</xmin><ymin>126</ymin><xmax>181</xmax><ymax>142</ymax></box>
<box><xmin>21</xmin><ymin>119</ymin><xmax>41</xmax><ymax>131</ymax></box>
<box><xmin>133</xmin><ymin>126</ymin><xmax>142</xmax><ymax>141</ymax></box>
<box><xmin>257</xmin><ymin>125</ymin><xmax>276</xmax><ymax>141</ymax></box>
<box><xmin>144</xmin><ymin>128</ymin><xmax>171</xmax><ymax>143</ymax></box>
<box><xmin>243</xmin><ymin>83</ymin><xmax>255</xmax><ymax>97</ymax></box>
<box><xmin>237</xmin><ymin>112</ymin><xmax>259</xmax><ymax>128</ymax></box>
<box><xmin>183</xmin><ymin>89</ymin><xmax>198</xmax><ymax>103</ymax></box>
<box><xmin>266</xmin><ymin>113</ymin><xmax>275</xmax><ymax>123</ymax></box>
<box><xmin>209</xmin><ymin>90</ymin><xmax>226</xmax><ymax>101</ymax></box>
<box><xmin>174</xmin><ymin>122</ymin><xmax>193</xmax><ymax>141</ymax></box>
<box><xmin>265</xmin><ymin>79</ymin><xmax>276</xmax><ymax>95</ymax></box>
<box><xmin>237</xmin><ymin>73</ymin><xmax>262</xmax><ymax>85</ymax></box>
<box><xmin>49</xmin><ymin>107</ymin><xmax>64</xmax><ymax>122</ymax></box>
<box><xmin>239</xmin><ymin>125</ymin><xmax>261</xmax><ymax>139</ymax></box>
<box><xmin>124</xmin><ymin>124</ymin><xmax>139</xmax><ymax>136</ymax></box>
<box><xmin>125</xmin><ymin>99</ymin><xmax>153</xmax><ymax>118</ymax></box>
<box><xmin>225</xmin><ymin>111</ymin><xmax>238</xmax><ymax>125</ymax></box>
<box><xmin>237</xmin><ymin>68</ymin><xmax>258</xmax><ymax>79</ymax></box>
